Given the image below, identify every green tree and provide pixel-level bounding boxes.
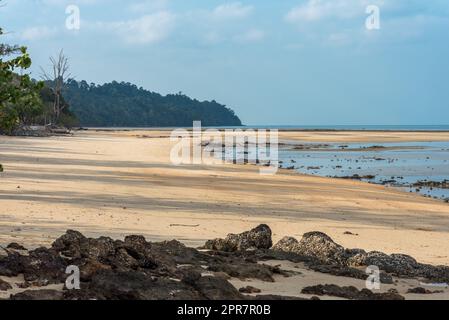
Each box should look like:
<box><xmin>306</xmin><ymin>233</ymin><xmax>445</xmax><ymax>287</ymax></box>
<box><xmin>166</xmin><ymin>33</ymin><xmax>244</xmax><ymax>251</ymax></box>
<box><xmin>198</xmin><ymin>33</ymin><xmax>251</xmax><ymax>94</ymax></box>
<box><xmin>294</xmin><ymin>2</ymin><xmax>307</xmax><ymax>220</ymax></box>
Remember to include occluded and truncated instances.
<box><xmin>64</xmin><ymin>79</ymin><xmax>242</xmax><ymax>127</ymax></box>
<box><xmin>0</xmin><ymin>27</ymin><xmax>43</xmax><ymax>133</ymax></box>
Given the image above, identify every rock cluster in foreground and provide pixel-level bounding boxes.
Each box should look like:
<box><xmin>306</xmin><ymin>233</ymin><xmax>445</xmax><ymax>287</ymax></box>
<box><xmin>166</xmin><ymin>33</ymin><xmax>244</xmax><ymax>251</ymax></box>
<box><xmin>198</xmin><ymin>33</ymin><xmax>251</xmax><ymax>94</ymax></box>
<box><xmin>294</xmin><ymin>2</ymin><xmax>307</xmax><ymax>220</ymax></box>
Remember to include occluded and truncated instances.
<box><xmin>0</xmin><ymin>225</ymin><xmax>447</xmax><ymax>300</ymax></box>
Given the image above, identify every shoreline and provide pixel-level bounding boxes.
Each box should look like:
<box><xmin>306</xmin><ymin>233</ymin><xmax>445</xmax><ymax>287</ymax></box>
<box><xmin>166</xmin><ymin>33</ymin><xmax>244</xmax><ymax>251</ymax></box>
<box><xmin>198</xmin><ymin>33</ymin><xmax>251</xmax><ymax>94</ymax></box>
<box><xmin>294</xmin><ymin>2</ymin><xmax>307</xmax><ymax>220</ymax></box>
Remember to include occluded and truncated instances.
<box><xmin>82</xmin><ymin>126</ymin><xmax>449</xmax><ymax>132</ymax></box>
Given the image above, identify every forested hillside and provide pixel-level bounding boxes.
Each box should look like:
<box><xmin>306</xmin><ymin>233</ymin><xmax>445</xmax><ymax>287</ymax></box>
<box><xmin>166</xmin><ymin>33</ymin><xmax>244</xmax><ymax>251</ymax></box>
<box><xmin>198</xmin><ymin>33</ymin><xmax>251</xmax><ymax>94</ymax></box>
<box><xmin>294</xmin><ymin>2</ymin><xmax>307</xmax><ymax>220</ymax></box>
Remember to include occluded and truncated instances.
<box><xmin>64</xmin><ymin>80</ymin><xmax>242</xmax><ymax>127</ymax></box>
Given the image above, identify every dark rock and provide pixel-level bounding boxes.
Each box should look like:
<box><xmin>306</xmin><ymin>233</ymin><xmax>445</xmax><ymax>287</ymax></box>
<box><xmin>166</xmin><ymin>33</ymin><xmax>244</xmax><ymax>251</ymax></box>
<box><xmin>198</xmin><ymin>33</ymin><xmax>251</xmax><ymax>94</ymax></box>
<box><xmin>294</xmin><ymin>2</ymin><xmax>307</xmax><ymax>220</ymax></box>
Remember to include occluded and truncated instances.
<box><xmin>82</xmin><ymin>237</ymin><xmax>116</xmax><ymax>261</ymax></box>
<box><xmin>0</xmin><ymin>247</ymin><xmax>67</xmax><ymax>285</ymax></box>
<box><xmin>272</xmin><ymin>237</ymin><xmax>301</xmax><ymax>253</ymax></box>
<box><xmin>2</xmin><ymin>228</ymin><xmax>447</xmax><ymax>301</ymax></box>
<box><xmin>80</xmin><ymin>271</ymin><xmax>243</xmax><ymax>300</ymax></box>
<box><xmin>0</xmin><ymin>251</ymin><xmax>22</xmax><ymax>277</ymax></box>
<box><xmin>273</xmin><ymin>233</ymin><xmax>352</xmax><ymax>265</ymax></box>
<box><xmin>300</xmin><ymin>232</ymin><xmax>362</xmax><ymax>265</ymax></box>
<box><xmin>85</xmin><ymin>270</ymin><xmax>203</xmax><ymax>300</ymax></box>
<box><xmin>347</xmin><ymin>252</ymin><xmax>419</xmax><ymax>275</ymax></box>
<box><xmin>413</xmin><ymin>180</ymin><xmax>449</xmax><ymax>189</ymax></box>
<box><xmin>193</xmin><ymin>276</ymin><xmax>243</xmax><ymax>300</ymax></box>
<box><xmin>239</xmin><ymin>286</ymin><xmax>262</xmax><ymax>294</ymax></box>
<box><xmin>343</xmin><ymin>231</ymin><xmax>359</xmax><ymax>236</ymax></box>
<box><xmin>257</xmin><ymin>248</ymin><xmax>314</xmax><ymax>264</ymax></box>
<box><xmin>339</xmin><ymin>175</ymin><xmax>376</xmax><ymax>181</ymax></box>
<box><xmin>77</xmin><ymin>258</ymin><xmax>111</xmax><ymax>281</ymax></box>
<box><xmin>109</xmin><ymin>248</ymin><xmax>140</xmax><ymax>270</ymax></box>
<box><xmin>6</xmin><ymin>243</ymin><xmax>27</xmax><ymax>251</ymax></box>
<box><xmin>16</xmin><ymin>282</ymin><xmax>32</xmax><ymax>289</ymax></box>
<box><xmin>301</xmin><ymin>284</ymin><xmax>404</xmax><ymax>300</ymax></box>
<box><xmin>423</xmin><ymin>265</ymin><xmax>449</xmax><ymax>283</ymax></box>
<box><xmin>207</xmin><ymin>261</ymin><xmax>278</xmax><ymax>282</ymax></box>
<box><xmin>251</xmin><ymin>295</ymin><xmax>308</xmax><ymax>300</ymax></box>
<box><xmin>11</xmin><ymin>290</ymin><xmax>64</xmax><ymax>300</ymax></box>
<box><xmin>22</xmin><ymin>247</ymin><xmax>67</xmax><ymax>285</ymax></box>
<box><xmin>51</xmin><ymin>230</ymin><xmax>87</xmax><ymax>258</ymax></box>
<box><xmin>407</xmin><ymin>287</ymin><xmax>442</xmax><ymax>294</ymax></box>
<box><xmin>53</xmin><ymin>231</ymin><xmax>115</xmax><ymax>261</ymax></box>
<box><xmin>204</xmin><ymin>225</ymin><xmax>272</xmax><ymax>252</ymax></box>
<box><xmin>273</xmin><ymin>231</ymin><xmax>449</xmax><ymax>284</ymax></box>
<box><xmin>0</xmin><ymin>278</ymin><xmax>12</xmax><ymax>291</ymax></box>
<box><xmin>179</xmin><ymin>269</ymin><xmax>202</xmax><ymax>285</ymax></box>
<box><xmin>152</xmin><ymin>239</ymin><xmax>207</xmax><ymax>268</ymax></box>
<box><xmin>102</xmin><ymin>237</ymin><xmax>158</xmax><ymax>272</ymax></box>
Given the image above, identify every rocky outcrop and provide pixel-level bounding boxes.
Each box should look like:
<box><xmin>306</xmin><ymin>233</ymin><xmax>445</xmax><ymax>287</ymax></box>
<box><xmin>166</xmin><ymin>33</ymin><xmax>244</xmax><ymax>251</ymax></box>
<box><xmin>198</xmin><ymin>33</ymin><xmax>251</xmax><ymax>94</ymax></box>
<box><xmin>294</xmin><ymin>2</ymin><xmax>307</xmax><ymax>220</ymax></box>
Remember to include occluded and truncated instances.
<box><xmin>2</xmin><ymin>229</ymin><xmax>283</xmax><ymax>300</ymax></box>
<box><xmin>0</xmin><ymin>225</ymin><xmax>448</xmax><ymax>300</ymax></box>
<box><xmin>272</xmin><ymin>231</ymin><xmax>449</xmax><ymax>283</ymax></box>
<box><xmin>204</xmin><ymin>224</ymin><xmax>272</xmax><ymax>252</ymax></box>
<box><xmin>273</xmin><ymin>233</ymin><xmax>350</xmax><ymax>265</ymax></box>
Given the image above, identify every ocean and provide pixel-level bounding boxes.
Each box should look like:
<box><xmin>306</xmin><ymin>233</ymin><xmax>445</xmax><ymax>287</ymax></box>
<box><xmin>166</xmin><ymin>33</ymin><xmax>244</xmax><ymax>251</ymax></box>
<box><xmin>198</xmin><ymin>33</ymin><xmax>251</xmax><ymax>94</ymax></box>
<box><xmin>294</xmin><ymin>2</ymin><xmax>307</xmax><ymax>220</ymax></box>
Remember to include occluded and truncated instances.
<box><xmin>279</xmin><ymin>141</ymin><xmax>449</xmax><ymax>200</ymax></box>
<box><xmin>87</xmin><ymin>125</ymin><xmax>449</xmax><ymax>131</ymax></box>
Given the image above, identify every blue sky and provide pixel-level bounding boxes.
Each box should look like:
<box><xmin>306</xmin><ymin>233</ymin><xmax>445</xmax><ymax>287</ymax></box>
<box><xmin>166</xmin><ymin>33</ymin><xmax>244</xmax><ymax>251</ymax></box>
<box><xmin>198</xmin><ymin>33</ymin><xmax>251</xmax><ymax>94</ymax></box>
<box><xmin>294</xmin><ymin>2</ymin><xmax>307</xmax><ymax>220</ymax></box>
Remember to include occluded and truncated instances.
<box><xmin>1</xmin><ymin>0</ymin><xmax>449</xmax><ymax>125</ymax></box>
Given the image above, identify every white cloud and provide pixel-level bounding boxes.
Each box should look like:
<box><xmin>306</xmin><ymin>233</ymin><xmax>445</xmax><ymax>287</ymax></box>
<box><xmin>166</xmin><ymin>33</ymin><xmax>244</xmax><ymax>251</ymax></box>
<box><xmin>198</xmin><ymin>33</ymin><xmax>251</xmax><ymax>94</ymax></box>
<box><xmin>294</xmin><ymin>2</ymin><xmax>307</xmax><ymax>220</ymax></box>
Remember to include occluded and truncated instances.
<box><xmin>285</xmin><ymin>0</ymin><xmax>374</xmax><ymax>24</ymax></box>
<box><xmin>20</xmin><ymin>26</ymin><xmax>58</xmax><ymax>41</ymax></box>
<box><xmin>183</xmin><ymin>3</ymin><xmax>258</xmax><ymax>46</ymax></box>
<box><xmin>99</xmin><ymin>11</ymin><xmax>176</xmax><ymax>45</ymax></box>
<box><xmin>212</xmin><ymin>2</ymin><xmax>254</xmax><ymax>20</ymax></box>
<box><xmin>284</xmin><ymin>0</ymin><xmax>449</xmax><ymax>47</ymax></box>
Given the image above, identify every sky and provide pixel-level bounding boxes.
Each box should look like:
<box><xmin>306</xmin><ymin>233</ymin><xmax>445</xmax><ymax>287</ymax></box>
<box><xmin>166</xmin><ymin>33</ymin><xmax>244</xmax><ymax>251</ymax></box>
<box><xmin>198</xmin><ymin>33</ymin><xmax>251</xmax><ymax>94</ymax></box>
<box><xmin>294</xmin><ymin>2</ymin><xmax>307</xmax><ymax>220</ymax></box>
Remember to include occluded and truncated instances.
<box><xmin>1</xmin><ymin>0</ymin><xmax>449</xmax><ymax>125</ymax></box>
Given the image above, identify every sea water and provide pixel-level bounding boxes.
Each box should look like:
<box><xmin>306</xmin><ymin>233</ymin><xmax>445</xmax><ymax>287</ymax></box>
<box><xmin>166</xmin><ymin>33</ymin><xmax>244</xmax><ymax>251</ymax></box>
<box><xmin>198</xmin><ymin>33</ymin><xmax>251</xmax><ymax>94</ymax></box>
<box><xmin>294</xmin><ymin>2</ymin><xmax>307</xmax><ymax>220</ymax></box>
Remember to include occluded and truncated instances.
<box><xmin>279</xmin><ymin>141</ymin><xmax>449</xmax><ymax>200</ymax></box>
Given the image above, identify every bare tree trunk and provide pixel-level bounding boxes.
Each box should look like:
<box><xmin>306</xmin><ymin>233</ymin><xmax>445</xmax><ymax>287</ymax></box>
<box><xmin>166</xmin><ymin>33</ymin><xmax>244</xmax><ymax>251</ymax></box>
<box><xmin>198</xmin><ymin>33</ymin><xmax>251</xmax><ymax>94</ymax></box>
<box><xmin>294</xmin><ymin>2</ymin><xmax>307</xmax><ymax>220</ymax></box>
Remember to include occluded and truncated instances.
<box><xmin>40</xmin><ymin>50</ymin><xmax>71</xmax><ymax>125</ymax></box>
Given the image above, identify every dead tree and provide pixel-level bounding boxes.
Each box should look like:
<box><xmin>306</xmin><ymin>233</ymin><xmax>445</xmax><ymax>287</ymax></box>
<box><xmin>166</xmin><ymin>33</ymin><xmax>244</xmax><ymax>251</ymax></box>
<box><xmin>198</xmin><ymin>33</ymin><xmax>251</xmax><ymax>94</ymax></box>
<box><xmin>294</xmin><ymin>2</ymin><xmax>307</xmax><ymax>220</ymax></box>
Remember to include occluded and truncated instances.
<box><xmin>40</xmin><ymin>50</ymin><xmax>71</xmax><ymax>124</ymax></box>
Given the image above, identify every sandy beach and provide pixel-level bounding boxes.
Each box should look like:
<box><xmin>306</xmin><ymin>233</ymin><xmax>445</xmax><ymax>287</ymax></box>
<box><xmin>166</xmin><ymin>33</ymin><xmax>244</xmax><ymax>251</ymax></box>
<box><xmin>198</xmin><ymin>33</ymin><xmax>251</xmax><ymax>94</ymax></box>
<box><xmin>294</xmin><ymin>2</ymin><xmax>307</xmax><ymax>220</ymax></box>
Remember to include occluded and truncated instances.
<box><xmin>2</xmin><ymin>129</ymin><xmax>449</xmax><ymax>300</ymax></box>
<box><xmin>0</xmin><ymin>130</ymin><xmax>448</xmax><ymax>267</ymax></box>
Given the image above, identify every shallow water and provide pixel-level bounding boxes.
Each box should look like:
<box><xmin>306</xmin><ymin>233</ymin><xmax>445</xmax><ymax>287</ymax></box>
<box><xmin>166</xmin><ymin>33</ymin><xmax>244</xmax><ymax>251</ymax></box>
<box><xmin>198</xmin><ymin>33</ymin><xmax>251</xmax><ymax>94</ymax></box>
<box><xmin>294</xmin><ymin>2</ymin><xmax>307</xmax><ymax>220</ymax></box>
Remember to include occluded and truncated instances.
<box><xmin>279</xmin><ymin>141</ymin><xmax>449</xmax><ymax>200</ymax></box>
